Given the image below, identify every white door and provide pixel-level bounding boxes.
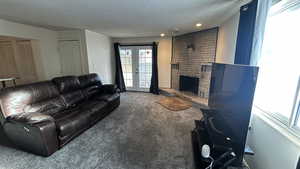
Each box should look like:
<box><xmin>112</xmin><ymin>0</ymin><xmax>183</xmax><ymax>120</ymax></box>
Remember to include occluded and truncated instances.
<box><xmin>59</xmin><ymin>41</ymin><xmax>83</xmax><ymax>76</ymax></box>
<box><xmin>120</xmin><ymin>46</ymin><xmax>152</xmax><ymax>91</ymax></box>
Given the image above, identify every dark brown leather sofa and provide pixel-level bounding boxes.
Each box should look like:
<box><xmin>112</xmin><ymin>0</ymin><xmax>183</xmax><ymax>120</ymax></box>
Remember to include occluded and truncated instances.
<box><xmin>0</xmin><ymin>73</ymin><xmax>120</xmax><ymax>156</ymax></box>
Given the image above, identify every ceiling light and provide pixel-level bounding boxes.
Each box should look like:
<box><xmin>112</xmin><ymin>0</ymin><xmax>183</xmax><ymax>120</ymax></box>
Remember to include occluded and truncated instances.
<box><xmin>196</xmin><ymin>23</ymin><xmax>202</xmax><ymax>27</ymax></box>
<box><xmin>160</xmin><ymin>33</ymin><xmax>165</xmax><ymax>37</ymax></box>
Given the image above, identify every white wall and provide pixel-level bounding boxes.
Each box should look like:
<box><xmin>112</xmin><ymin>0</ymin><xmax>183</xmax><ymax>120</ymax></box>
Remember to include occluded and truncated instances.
<box><xmin>0</xmin><ymin>19</ymin><xmax>61</xmax><ymax>80</ymax></box>
<box><xmin>246</xmin><ymin>108</ymin><xmax>300</xmax><ymax>169</ymax></box>
<box><xmin>112</xmin><ymin>37</ymin><xmax>172</xmax><ymax>88</ymax></box>
<box><xmin>85</xmin><ymin>30</ymin><xmax>113</xmax><ymax>84</ymax></box>
<box><xmin>216</xmin><ymin>12</ymin><xmax>240</xmax><ymax>64</ymax></box>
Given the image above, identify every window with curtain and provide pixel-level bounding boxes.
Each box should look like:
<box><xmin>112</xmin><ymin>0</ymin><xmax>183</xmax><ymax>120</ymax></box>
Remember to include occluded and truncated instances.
<box><xmin>254</xmin><ymin>0</ymin><xmax>300</xmax><ymax>131</ymax></box>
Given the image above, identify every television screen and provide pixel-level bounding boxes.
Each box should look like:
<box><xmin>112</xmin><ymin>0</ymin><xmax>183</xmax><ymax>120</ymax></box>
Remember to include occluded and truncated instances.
<box><xmin>205</xmin><ymin>63</ymin><xmax>259</xmax><ymax>166</ymax></box>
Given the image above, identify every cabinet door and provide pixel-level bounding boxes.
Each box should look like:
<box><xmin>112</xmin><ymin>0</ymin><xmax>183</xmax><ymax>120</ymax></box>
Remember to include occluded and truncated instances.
<box><xmin>0</xmin><ymin>42</ymin><xmax>18</xmax><ymax>79</ymax></box>
<box><xmin>16</xmin><ymin>41</ymin><xmax>38</xmax><ymax>84</ymax></box>
<box><xmin>59</xmin><ymin>41</ymin><xmax>83</xmax><ymax>76</ymax></box>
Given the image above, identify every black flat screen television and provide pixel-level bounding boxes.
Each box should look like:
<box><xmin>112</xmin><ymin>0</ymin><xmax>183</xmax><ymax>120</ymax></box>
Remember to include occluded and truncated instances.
<box><xmin>202</xmin><ymin>63</ymin><xmax>259</xmax><ymax>166</ymax></box>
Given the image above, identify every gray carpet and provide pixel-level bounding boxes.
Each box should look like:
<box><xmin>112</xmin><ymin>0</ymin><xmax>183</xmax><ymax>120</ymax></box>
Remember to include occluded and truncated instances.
<box><xmin>0</xmin><ymin>92</ymin><xmax>202</xmax><ymax>169</ymax></box>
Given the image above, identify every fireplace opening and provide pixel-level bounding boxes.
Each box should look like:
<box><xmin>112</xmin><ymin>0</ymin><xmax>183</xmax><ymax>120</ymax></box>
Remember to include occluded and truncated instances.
<box><xmin>179</xmin><ymin>75</ymin><xmax>199</xmax><ymax>95</ymax></box>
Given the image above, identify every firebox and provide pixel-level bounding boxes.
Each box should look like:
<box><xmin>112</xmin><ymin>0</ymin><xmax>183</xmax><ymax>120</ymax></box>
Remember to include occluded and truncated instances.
<box><xmin>179</xmin><ymin>75</ymin><xmax>199</xmax><ymax>95</ymax></box>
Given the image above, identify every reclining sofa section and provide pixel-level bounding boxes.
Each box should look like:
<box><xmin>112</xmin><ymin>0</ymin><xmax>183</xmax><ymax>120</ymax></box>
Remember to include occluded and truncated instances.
<box><xmin>0</xmin><ymin>73</ymin><xmax>120</xmax><ymax>156</ymax></box>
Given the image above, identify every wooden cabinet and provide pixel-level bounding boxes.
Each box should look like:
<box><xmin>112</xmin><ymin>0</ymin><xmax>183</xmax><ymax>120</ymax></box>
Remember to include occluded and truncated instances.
<box><xmin>15</xmin><ymin>41</ymin><xmax>38</xmax><ymax>84</ymax></box>
<box><xmin>0</xmin><ymin>39</ymin><xmax>38</xmax><ymax>86</ymax></box>
<box><xmin>0</xmin><ymin>42</ymin><xmax>18</xmax><ymax>79</ymax></box>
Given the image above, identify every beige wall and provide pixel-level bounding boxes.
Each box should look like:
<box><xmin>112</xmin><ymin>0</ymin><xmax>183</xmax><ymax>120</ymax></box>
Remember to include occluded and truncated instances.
<box><xmin>85</xmin><ymin>30</ymin><xmax>113</xmax><ymax>84</ymax></box>
<box><xmin>113</xmin><ymin>37</ymin><xmax>172</xmax><ymax>88</ymax></box>
<box><xmin>0</xmin><ymin>19</ymin><xmax>61</xmax><ymax>80</ymax></box>
<box><xmin>216</xmin><ymin>12</ymin><xmax>240</xmax><ymax>64</ymax></box>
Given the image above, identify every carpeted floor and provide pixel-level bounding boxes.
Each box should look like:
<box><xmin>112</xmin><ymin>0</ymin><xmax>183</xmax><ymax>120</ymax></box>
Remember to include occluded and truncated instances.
<box><xmin>0</xmin><ymin>92</ymin><xmax>202</xmax><ymax>169</ymax></box>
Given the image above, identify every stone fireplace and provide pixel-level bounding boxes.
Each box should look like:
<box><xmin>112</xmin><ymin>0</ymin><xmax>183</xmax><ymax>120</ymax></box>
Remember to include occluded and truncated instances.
<box><xmin>171</xmin><ymin>28</ymin><xmax>218</xmax><ymax>102</ymax></box>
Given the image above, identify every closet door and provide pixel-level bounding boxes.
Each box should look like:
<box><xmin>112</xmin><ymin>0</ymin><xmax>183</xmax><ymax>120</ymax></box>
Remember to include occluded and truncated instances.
<box><xmin>15</xmin><ymin>41</ymin><xmax>38</xmax><ymax>84</ymax></box>
<box><xmin>0</xmin><ymin>42</ymin><xmax>18</xmax><ymax>78</ymax></box>
<box><xmin>58</xmin><ymin>41</ymin><xmax>83</xmax><ymax>76</ymax></box>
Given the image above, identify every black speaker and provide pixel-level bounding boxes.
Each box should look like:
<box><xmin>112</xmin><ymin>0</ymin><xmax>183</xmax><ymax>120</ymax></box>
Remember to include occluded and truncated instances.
<box><xmin>296</xmin><ymin>156</ymin><xmax>300</xmax><ymax>169</ymax></box>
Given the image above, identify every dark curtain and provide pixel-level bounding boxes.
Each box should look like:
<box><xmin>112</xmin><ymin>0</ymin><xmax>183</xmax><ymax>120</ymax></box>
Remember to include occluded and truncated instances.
<box><xmin>297</xmin><ymin>156</ymin><xmax>300</xmax><ymax>169</ymax></box>
<box><xmin>234</xmin><ymin>0</ymin><xmax>258</xmax><ymax>65</ymax></box>
<box><xmin>114</xmin><ymin>43</ymin><xmax>126</xmax><ymax>92</ymax></box>
<box><xmin>150</xmin><ymin>42</ymin><xmax>159</xmax><ymax>94</ymax></box>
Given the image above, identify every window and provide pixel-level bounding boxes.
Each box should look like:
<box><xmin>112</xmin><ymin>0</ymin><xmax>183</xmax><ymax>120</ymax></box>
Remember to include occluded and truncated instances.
<box><xmin>138</xmin><ymin>48</ymin><xmax>152</xmax><ymax>88</ymax></box>
<box><xmin>293</xmin><ymin>84</ymin><xmax>300</xmax><ymax>127</ymax></box>
<box><xmin>120</xmin><ymin>48</ymin><xmax>133</xmax><ymax>87</ymax></box>
<box><xmin>254</xmin><ymin>1</ymin><xmax>300</xmax><ymax>131</ymax></box>
<box><xmin>119</xmin><ymin>46</ymin><xmax>153</xmax><ymax>91</ymax></box>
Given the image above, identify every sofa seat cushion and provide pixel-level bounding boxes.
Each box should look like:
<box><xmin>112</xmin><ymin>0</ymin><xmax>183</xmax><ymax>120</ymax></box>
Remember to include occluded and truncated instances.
<box><xmin>24</xmin><ymin>97</ymin><xmax>66</xmax><ymax>116</ymax></box>
<box><xmin>61</xmin><ymin>91</ymin><xmax>85</xmax><ymax>107</ymax></box>
<box><xmin>79</xmin><ymin>100</ymin><xmax>108</xmax><ymax>117</ymax></box>
<box><xmin>95</xmin><ymin>93</ymin><xmax>120</xmax><ymax>103</ymax></box>
<box><xmin>55</xmin><ymin>108</ymin><xmax>91</xmax><ymax>137</ymax></box>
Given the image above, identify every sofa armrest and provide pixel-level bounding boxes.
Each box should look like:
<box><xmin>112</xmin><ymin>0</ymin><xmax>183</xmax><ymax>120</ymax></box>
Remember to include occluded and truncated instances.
<box><xmin>102</xmin><ymin>84</ymin><xmax>120</xmax><ymax>94</ymax></box>
<box><xmin>7</xmin><ymin>112</ymin><xmax>54</xmax><ymax>124</ymax></box>
<box><xmin>3</xmin><ymin>113</ymin><xmax>59</xmax><ymax>156</ymax></box>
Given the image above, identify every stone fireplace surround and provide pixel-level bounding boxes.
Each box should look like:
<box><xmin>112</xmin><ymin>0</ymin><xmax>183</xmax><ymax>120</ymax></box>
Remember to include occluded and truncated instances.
<box><xmin>171</xmin><ymin>28</ymin><xmax>218</xmax><ymax>103</ymax></box>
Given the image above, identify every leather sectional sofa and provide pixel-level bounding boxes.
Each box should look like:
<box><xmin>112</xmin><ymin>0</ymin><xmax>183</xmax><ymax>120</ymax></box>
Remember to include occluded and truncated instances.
<box><xmin>0</xmin><ymin>73</ymin><xmax>120</xmax><ymax>156</ymax></box>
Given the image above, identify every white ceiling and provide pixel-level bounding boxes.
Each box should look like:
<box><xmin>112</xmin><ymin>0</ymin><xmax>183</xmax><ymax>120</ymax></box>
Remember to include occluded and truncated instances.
<box><xmin>0</xmin><ymin>0</ymin><xmax>249</xmax><ymax>37</ymax></box>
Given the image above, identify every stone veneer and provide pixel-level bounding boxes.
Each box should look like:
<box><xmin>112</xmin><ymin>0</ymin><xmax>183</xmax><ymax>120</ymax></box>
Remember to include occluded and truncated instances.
<box><xmin>171</xmin><ymin>28</ymin><xmax>218</xmax><ymax>100</ymax></box>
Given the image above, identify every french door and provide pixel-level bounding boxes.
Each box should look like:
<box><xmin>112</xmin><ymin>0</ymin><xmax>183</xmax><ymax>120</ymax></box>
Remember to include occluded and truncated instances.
<box><xmin>120</xmin><ymin>46</ymin><xmax>152</xmax><ymax>91</ymax></box>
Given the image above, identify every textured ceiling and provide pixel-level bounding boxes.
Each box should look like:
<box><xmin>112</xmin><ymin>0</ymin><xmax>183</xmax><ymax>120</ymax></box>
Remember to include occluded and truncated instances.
<box><xmin>0</xmin><ymin>0</ymin><xmax>249</xmax><ymax>37</ymax></box>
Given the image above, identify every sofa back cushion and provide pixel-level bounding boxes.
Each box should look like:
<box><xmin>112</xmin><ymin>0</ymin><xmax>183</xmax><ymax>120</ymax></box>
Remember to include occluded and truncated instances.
<box><xmin>52</xmin><ymin>76</ymin><xmax>85</xmax><ymax>107</ymax></box>
<box><xmin>78</xmin><ymin>73</ymin><xmax>103</xmax><ymax>99</ymax></box>
<box><xmin>52</xmin><ymin>76</ymin><xmax>81</xmax><ymax>94</ymax></box>
<box><xmin>0</xmin><ymin>81</ymin><xmax>60</xmax><ymax>119</ymax></box>
<box><xmin>78</xmin><ymin>73</ymin><xmax>102</xmax><ymax>88</ymax></box>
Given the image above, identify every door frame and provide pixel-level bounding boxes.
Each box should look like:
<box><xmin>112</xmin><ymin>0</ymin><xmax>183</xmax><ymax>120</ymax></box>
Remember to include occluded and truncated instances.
<box><xmin>119</xmin><ymin>45</ymin><xmax>152</xmax><ymax>92</ymax></box>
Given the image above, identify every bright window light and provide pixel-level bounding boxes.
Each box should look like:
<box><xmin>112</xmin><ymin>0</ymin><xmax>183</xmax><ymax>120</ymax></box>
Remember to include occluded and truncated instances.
<box><xmin>254</xmin><ymin>4</ymin><xmax>300</xmax><ymax>123</ymax></box>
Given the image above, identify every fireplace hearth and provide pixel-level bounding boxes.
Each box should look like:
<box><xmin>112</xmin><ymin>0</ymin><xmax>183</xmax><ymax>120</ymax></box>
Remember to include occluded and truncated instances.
<box><xmin>179</xmin><ymin>75</ymin><xmax>199</xmax><ymax>95</ymax></box>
